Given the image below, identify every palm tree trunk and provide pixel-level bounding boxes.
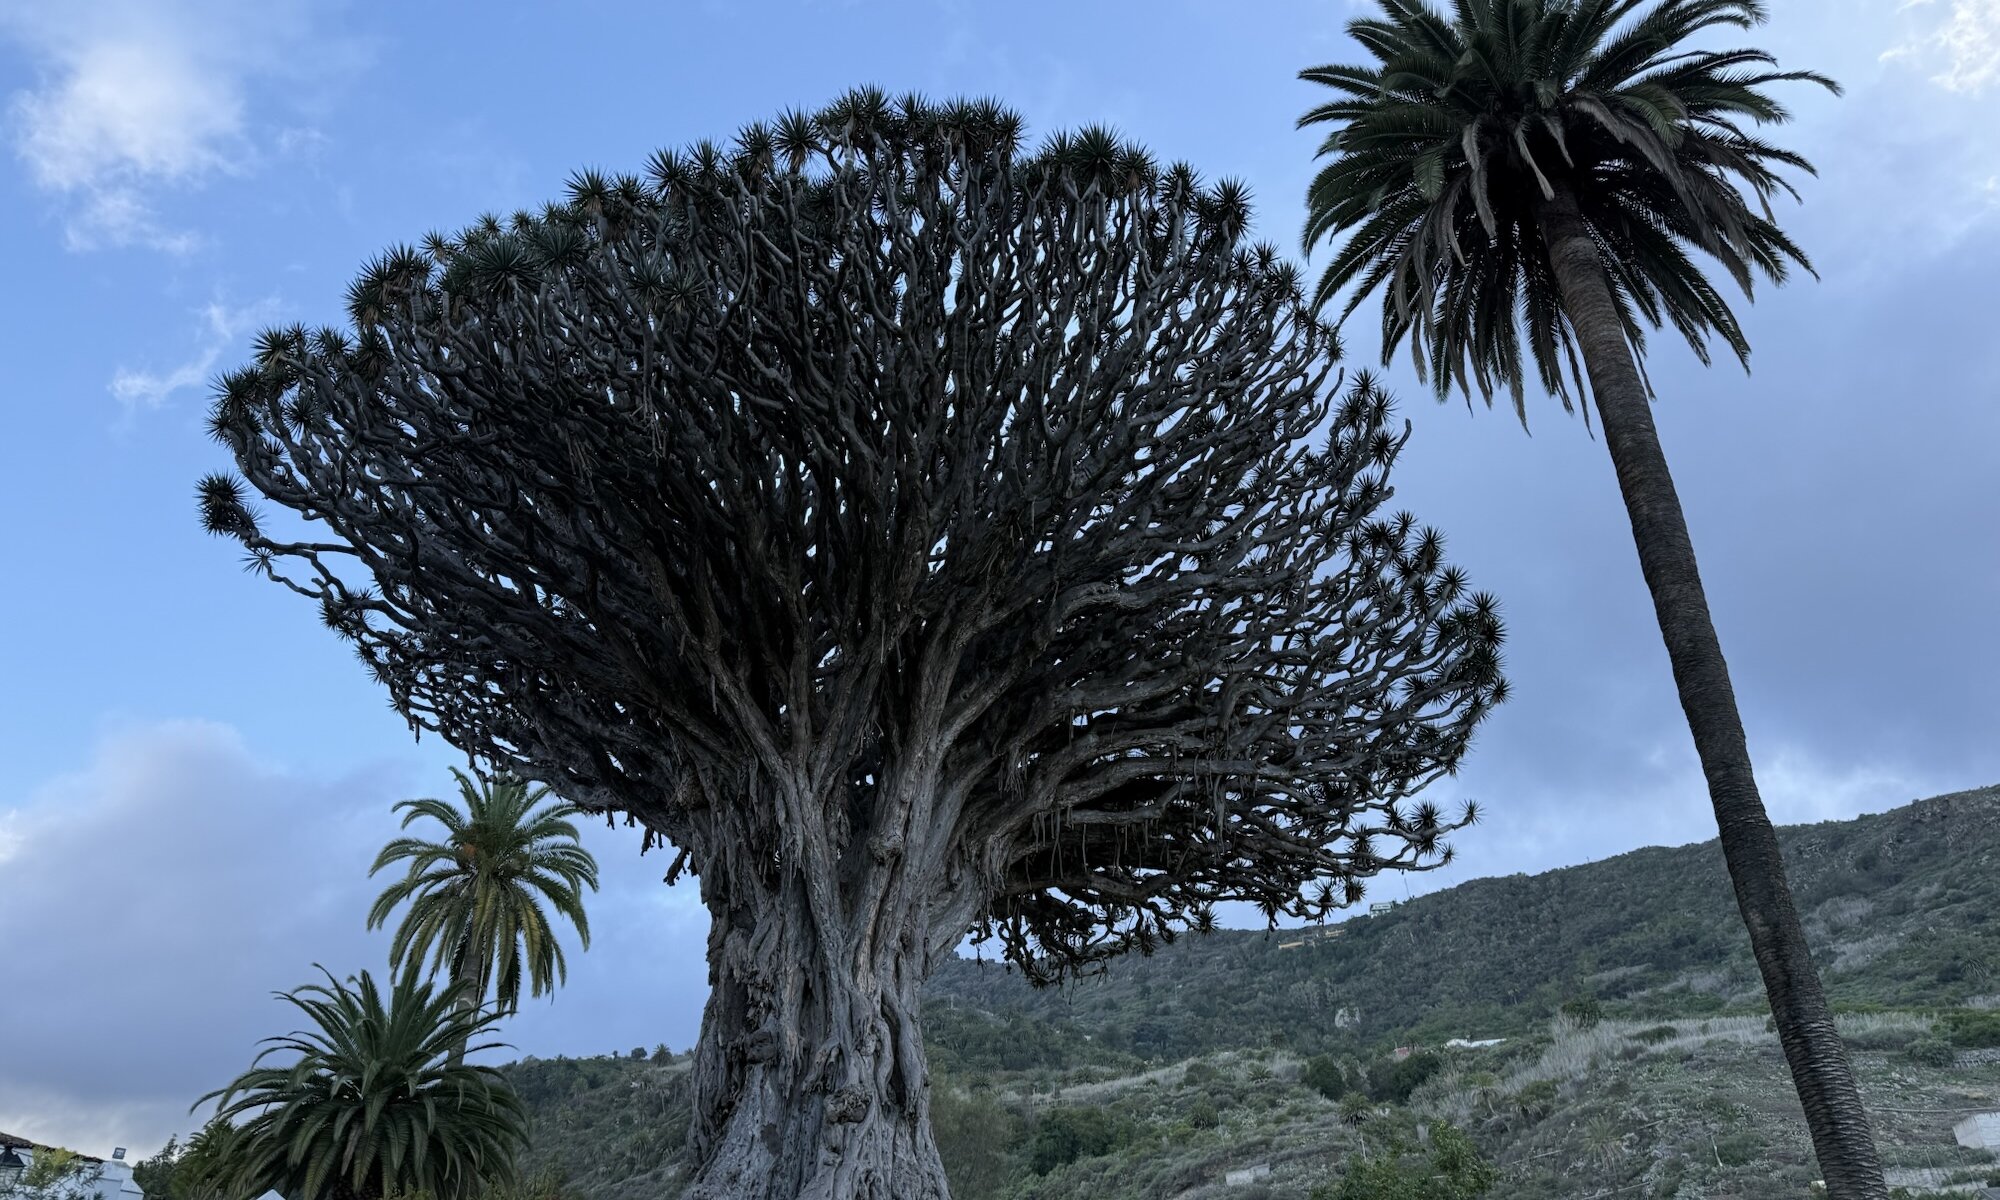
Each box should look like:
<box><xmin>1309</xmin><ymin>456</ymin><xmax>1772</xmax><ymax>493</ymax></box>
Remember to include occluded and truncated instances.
<box><xmin>446</xmin><ymin>940</ymin><xmax>483</xmax><ymax>1070</ymax></box>
<box><xmin>1536</xmin><ymin>189</ymin><xmax>1887</xmax><ymax>1199</ymax></box>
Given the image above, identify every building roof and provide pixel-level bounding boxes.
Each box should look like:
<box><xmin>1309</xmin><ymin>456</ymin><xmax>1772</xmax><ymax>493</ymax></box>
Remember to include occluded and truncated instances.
<box><xmin>0</xmin><ymin>1132</ymin><xmax>106</xmax><ymax>1163</ymax></box>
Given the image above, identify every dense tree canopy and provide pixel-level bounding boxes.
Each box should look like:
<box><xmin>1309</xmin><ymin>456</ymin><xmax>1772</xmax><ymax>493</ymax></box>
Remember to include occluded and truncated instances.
<box><xmin>199</xmin><ymin>89</ymin><xmax>1505</xmax><ymax>1198</ymax></box>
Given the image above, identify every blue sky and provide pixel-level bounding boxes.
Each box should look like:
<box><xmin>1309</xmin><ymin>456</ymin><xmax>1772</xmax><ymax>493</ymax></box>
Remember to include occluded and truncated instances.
<box><xmin>1</xmin><ymin>0</ymin><xmax>1996</xmax><ymax>1158</ymax></box>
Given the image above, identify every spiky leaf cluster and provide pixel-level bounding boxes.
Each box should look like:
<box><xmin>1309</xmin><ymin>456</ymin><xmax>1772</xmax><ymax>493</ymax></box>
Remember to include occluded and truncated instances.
<box><xmin>200</xmin><ymin>89</ymin><xmax>1503</xmax><ymax>981</ymax></box>
<box><xmin>200</xmin><ymin>970</ymin><xmax>526</xmax><ymax>1200</ymax></box>
<box><xmin>1299</xmin><ymin>0</ymin><xmax>1836</xmax><ymax>418</ymax></box>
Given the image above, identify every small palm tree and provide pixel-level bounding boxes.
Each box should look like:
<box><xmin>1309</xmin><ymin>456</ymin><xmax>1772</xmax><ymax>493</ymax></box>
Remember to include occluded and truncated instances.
<box><xmin>1298</xmin><ymin>2</ymin><xmax>1882</xmax><ymax>1196</ymax></box>
<box><xmin>201</xmin><ymin>969</ymin><xmax>526</xmax><ymax>1200</ymax></box>
<box><xmin>367</xmin><ymin>770</ymin><xmax>598</xmax><ymax>1057</ymax></box>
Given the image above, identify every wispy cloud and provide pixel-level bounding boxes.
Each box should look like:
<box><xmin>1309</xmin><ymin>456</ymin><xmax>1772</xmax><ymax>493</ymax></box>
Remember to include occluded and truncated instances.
<box><xmin>0</xmin><ymin>0</ymin><xmax>355</xmax><ymax>251</ymax></box>
<box><xmin>1884</xmin><ymin>0</ymin><xmax>2000</xmax><ymax>94</ymax></box>
<box><xmin>10</xmin><ymin>37</ymin><xmax>243</xmax><ymax>249</ymax></box>
<box><xmin>109</xmin><ymin>296</ymin><xmax>283</xmax><ymax>416</ymax></box>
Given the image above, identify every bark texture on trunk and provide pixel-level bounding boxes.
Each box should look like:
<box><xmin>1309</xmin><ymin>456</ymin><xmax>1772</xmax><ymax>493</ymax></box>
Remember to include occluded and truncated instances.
<box><xmin>1537</xmin><ymin>190</ymin><xmax>1887</xmax><ymax>1199</ymax></box>
<box><xmin>678</xmin><ymin>786</ymin><xmax>955</xmax><ymax>1200</ymax></box>
<box><xmin>446</xmin><ymin>942</ymin><xmax>483</xmax><ymax>1070</ymax></box>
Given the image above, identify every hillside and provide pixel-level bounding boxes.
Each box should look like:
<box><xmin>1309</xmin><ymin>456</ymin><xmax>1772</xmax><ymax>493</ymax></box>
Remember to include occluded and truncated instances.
<box><xmin>926</xmin><ymin>784</ymin><xmax>2000</xmax><ymax>1060</ymax></box>
<box><xmin>503</xmin><ymin>784</ymin><xmax>2000</xmax><ymax>1199</ymax></box>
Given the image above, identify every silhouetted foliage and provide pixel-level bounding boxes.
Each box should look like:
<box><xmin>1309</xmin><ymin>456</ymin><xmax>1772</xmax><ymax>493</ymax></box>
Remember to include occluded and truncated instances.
<box><xmin>199</xmin><ymin>87</ymin><xmax>1504</xmax><ymax>1199</ymax></box>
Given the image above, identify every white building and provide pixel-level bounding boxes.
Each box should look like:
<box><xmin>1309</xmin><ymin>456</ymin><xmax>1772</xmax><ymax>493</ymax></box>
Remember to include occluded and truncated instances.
<box><xmin>0</xmin><ymin>1132</ymin><xmax>146</xmax><ymax>1200</ymax></box>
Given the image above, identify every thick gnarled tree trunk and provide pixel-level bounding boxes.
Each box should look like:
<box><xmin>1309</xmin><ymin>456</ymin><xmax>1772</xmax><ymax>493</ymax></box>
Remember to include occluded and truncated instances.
<box><xmin>1538</xmin><ymin>191</ymin><xmax>1887</xmax><ymax>1199</ymax></box>
<box><xmin>678</xmin><ymin>794</ymin><xmax>958</xmax><ymax>1200</ymax></box>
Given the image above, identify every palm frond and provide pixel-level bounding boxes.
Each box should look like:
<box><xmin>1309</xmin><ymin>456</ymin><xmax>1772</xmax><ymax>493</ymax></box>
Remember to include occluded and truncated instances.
<box><xmin>1300</xmin><ymin>0</ymin><xmax>1831</xmax><ymax>417</ymax></box>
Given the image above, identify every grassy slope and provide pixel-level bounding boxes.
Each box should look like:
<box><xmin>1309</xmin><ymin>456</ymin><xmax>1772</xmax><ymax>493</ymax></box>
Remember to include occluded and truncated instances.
<box><xmin>927</xmin><ymin>784</ymin><xmax>2000</xmax><ymax>1057</ymax></box>
<box><xmin>503</xmin><ymin>784</ymin><xmax>2000</xmax><ymax>1198</ymax></box>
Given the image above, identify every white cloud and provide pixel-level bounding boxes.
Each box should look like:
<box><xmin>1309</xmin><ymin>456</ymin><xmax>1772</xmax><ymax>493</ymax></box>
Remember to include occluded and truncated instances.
<box><xmin>0</xmin><ymin>1</ymin><xmax>350</xmax><ymax>251</ymax></box>
<box><xmin>109</xmin><ymin>296</ymin><xmax>282</xmax><ymax>415</ymax></box>
<box><xmin>1751</xmin><ymin>0</ymin><xmax>2000</xmax><ymax>261</ymax></box>
<box><xmin>1394</xmin><ymin>740</ymin><xmax>1953</xmax><ymax>905</ymax></box>
<box><xmin>13</xmin><ymin>39</ymin><xmax>243</xmax><ymax>189</ymax></box>
<box><xmin>0</xmin><ymin>719</ymin><xmax>409</xmax><ymax>1155</ymax></box>
<box><xmin>1886</xmin><ymin>0</ymin><xmax>2000</xmax><ymax>94</ymax></box>
<box><xmin>0</xmin><ymin>719</ymin><xmax>709</xmax><ymax>1157</ymax></box>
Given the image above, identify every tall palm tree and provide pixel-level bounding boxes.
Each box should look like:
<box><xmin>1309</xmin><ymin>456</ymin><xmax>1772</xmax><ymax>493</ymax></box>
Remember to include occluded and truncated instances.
<box><xmin>1297</xmin><ymin>2</ymin><xmax>1883</xmax><ymax>1196</ymax></box>
<box><xmin>367</xmin><ymin>770</ymin><xmax>599</xmax><ymax>1059</ymax></box>
<box><xmin>201</xmin><ymin>969</ymin><xmax>527</xmax><ymax>1200</ymax></box>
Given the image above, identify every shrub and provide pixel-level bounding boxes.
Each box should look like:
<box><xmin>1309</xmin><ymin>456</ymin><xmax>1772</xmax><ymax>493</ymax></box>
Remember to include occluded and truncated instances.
<box><xmin>1311</xmin><ymin>1122</ymin><xmax>1497</xmax><ymax>1200</ymax></box>
<box><xmin>1029</xmin><ymin>1106</ymin><xmax>1129</xmax><ymax>1174</ymax></box>
<box><xmin>1369</xmin><ymin>1051</ymin><xmax>1444</xmax><ymax>1105</ymax></box>
<box><xmin>1905</xmin><ymin>1036</ymin><xmax>1955</xmax><ymax>1068</ymax></box>
<box><xmin>1842</xmin><ymin>1026</ymin><xmax>1920</xmax><ymax>1053</ymax></box>
<box><xmin>1186</xmin><ymin>1098</ymin><xmax>1221</xmax><ymax>1130</ymax></box>
<box><xmin>932</xmin><ymin>1087</ymin><xmax>1023</xmax><ymax>1198</ymax></box>
<box><xmin>1943</xmin><ymin>1009</ymin><xmax>2000</xmax><ymax>1049</ymax></box>
<box><xmin>1559</xmin><ymin>997</ymin><xmax>1604</xmax><ymax>1028</ymax></box>
<box><xmin>1514</xmin><ymin>1080</ymin><xmax>1559</xmax><ymax>1122</ymax></box>
<box><xmin>1631</xmin><ymin>1025</ymin><xmax>1678</xmax><ymax>1044</ymax></box>
<box><xmin>1302</xmin><ymin>1055</ymin><xmax>1346</xmax><ymax>1100</ymax></box>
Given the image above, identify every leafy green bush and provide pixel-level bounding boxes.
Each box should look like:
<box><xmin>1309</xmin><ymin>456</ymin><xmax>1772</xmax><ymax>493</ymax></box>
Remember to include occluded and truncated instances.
<box><xmin>931</xmin><ymin>1087</ymin><xmax>1023</xmax><ymax>1199</ymax></box>
<box><xmin>1943</xmin><ymin>1008</ymin><xmax>2000</xmax><ymax>1048</ymax></box>
<box><xmin>1905</xmin><ymin>1036</ymin><xmax>1955</xmax><ymax>1067</ymax></box>
<box><xmin>1560</xmin><ymin>997</ymin><xmax>1604</xmax><ymax>1028</ymax></box>
<box><xmin>1369</xmin><ymin>1051</ymin><xmax>1444</xmax><ymax>1105</ymax></box>
<box><xmin>1631</xmin><ymin>1025</ymin><xmax>1678</xmax><ymax>1044</ymax></box>
<box><xmin>1311</xmin><ymin>1122</ymin><xmax>1496</xmax><ymax>1200</ymax></box>
<box><xmin>1029</xmin><ymin>1105</ymin><xmax>1131</xmax><ymax>1174</ymax></box>
<box><xmin>1302</xmin><ymin>1055</ymin><xmax>1346</xmax><ymax>1100</ymax></box>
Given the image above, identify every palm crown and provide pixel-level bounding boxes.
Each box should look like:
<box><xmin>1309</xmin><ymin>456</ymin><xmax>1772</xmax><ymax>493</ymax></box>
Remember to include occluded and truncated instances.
<box><xmin>201</xmin><ymin>969</ymin><xmax>526</xmax><ymax>1200</ymax></box>
<box><xmin>1300</xmin><ymin>0</ymin><xmax>1837</xmax><ymax>417</ymax></box>
<box><xmin>367</xmin><ymin>770</ymin><xmax>598</xmax><ymax>1016</ymax></box>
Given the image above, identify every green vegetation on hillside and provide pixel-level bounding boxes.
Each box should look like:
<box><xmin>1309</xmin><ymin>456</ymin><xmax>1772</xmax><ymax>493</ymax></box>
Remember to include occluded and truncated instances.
<box><xmin>503</xmin><ymin>787</ymin><xmax>2000</xmax><ymax>1199</ymax></box>
<box><xmin>927</xmin><ymin>786</ymin><xmax>2000</xmax><ymax>1058</ymax></box>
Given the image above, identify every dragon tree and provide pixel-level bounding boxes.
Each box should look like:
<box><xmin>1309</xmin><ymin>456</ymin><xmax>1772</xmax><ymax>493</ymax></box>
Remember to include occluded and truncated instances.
<box><xmin>198</xmin><ymin>91</ymin><xmax>1505</xmax><ymax>1200</ymax></box>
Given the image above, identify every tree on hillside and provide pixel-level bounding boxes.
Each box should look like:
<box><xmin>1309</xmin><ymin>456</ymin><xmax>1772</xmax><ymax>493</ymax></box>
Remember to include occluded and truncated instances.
<box><xmin>202</xmin><ymin>969</ymin><xmax>526</xmax><ymax>1200</ymax></box>
<box><xmin>367</xmin><ymin>770</ymin><xmax>599</xmax><ymax>1062</ymax></box>
<box><xmin>1297</xmin><ymin>2</ymin><xmax>1879</xmax><ymax>1194</ymax></box>
<box><xmin>198</xmin><ymin>90</ymin><xmax>1505</xmax><ymax>1200</ymax></box>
